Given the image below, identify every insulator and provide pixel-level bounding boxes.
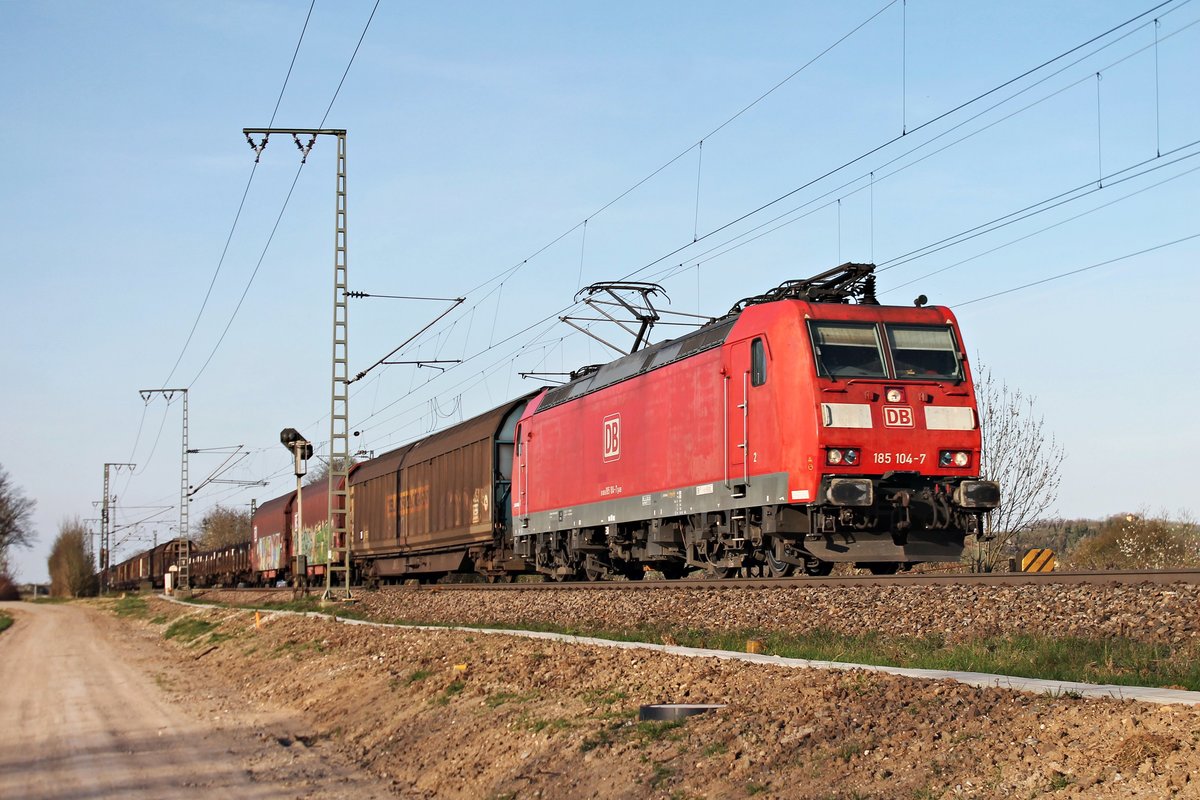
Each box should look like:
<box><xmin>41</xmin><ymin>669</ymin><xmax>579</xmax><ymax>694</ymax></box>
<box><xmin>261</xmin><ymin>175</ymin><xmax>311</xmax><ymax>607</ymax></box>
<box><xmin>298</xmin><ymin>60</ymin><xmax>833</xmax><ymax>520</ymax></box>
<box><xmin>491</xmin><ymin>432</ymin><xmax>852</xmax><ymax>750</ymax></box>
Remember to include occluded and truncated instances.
<box><xmin>862</xmin><ymin>275</ymin><xmax>878</xmax><ymax>305</ymax></box>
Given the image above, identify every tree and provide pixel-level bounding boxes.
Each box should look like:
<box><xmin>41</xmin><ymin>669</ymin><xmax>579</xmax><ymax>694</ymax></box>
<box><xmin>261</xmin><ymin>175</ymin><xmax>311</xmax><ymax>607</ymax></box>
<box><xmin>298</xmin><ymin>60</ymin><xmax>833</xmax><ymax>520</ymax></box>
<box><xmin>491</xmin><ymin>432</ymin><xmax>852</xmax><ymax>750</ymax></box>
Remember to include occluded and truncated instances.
<box><xmin>1068</xmin><ymin>510</ymin><xmax>1200</xmax><ymax>570</ymax></box>
<box><xmin>971</xmin><ymin>365</ymin><xmax>1064</xmax><ymax>570</ymax></box>
<box><xmin>304</xmin><ymin>457</ymin><xmax>357</xmax><ymax>488</ymax></box>
<box><xmin>0</xmin><ymin>464</ymin><xmax>37</xmax><ymax>573</ymax></box>
<box><xmin>197</xmin><ymin>505</ymin><xmax>251</xmax><ymax>549</ymax></box>
<box><xmin>48</xmin><ymin>517</ymin><xmax>97</xmax><ymax>598</ymax></box>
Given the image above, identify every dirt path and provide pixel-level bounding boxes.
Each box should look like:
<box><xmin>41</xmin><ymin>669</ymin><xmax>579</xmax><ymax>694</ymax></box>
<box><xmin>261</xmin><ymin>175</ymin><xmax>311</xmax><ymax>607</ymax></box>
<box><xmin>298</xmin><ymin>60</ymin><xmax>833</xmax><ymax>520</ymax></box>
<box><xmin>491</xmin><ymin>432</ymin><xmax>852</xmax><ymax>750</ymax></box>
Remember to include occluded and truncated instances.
<box><xmin>0</xmin><ymin>601</ymin><xmax>398</xmax><ymax>800</ymax></box>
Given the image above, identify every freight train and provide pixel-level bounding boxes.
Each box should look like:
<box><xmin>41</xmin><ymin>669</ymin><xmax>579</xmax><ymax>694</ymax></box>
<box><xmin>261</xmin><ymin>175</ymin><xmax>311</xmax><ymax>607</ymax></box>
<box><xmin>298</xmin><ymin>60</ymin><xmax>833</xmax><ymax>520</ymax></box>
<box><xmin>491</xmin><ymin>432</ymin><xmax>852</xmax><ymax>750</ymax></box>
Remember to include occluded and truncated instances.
<box><xmin>107</xmin><ymin>264</ymin><xmax>1000</xmax><ymax>588</ymax></box>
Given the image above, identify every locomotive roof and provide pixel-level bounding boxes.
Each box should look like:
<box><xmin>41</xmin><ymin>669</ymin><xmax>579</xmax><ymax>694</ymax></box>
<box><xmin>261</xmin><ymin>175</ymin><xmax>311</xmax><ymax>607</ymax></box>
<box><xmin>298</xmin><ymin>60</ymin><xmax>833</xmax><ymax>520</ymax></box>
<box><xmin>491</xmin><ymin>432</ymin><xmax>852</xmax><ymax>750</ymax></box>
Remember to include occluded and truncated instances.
<box><xmin>535</xmin><ymin>280</ymin><xmax>937</xmax><ymax>414</ymax></box>
<box><xmin>537</xmin><ymin>314</ymin><xmax>738</xmax><ymax>413</ymax></box>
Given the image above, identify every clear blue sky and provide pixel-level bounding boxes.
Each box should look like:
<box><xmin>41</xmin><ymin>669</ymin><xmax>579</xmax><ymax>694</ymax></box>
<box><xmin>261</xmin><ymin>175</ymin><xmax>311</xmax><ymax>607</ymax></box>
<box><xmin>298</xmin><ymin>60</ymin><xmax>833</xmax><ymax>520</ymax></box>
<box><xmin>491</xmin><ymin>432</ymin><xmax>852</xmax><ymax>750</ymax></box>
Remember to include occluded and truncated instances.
<box><xmin>2</xmin><ymin>1</ymin><xmax>1197</xmax><ymax>582</ymax></box>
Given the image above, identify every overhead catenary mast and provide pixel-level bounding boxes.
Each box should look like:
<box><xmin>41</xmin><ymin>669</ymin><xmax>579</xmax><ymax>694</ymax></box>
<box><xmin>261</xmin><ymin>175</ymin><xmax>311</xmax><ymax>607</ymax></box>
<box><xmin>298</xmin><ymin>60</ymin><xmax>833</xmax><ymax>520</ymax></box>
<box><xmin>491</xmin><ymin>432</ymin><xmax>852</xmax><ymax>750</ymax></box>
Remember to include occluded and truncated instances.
<box><xmin>243</xmin><ymin>127</ymin><xmax>352</xmax><ymax>601</ymax></box>
<box><xmin>99</xmin><ymin>462</ymin><xmax>135</xmax><ymax>593</ymax></box>
<box><xmin>138</xmin><ymin>388</ymin><xmax>190</xmax><ymax>593</ymax></box>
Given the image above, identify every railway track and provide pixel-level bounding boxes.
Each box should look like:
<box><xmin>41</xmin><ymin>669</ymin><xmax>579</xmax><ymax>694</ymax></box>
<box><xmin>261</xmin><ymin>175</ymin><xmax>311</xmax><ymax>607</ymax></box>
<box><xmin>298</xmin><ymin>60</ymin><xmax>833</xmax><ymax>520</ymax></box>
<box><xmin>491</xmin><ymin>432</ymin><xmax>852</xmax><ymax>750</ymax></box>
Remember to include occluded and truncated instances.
<box><xmin>204</xmin><ymin>568</ymin><xmax>1200</xmax><ymax>596</ymax></box>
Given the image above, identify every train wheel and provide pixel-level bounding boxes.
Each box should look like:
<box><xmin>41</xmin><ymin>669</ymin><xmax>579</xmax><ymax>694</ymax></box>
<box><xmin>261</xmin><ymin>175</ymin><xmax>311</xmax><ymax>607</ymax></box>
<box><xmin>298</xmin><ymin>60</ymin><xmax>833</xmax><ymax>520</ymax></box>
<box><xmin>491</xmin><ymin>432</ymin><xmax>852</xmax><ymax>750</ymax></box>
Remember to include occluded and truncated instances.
<box><xmin>584</xmin><ymin>564</ymin><xmax>607</xmax><ymax>582</ymax></box>
<box><xmin>764</xmin><ymin>550</ymin><xmax>795</xmax><ymax>578</ymax></box>
<box><xmin>802</xmin><ymin>557</ymin><xmax>833</xmax><ymax>577</ymax></box>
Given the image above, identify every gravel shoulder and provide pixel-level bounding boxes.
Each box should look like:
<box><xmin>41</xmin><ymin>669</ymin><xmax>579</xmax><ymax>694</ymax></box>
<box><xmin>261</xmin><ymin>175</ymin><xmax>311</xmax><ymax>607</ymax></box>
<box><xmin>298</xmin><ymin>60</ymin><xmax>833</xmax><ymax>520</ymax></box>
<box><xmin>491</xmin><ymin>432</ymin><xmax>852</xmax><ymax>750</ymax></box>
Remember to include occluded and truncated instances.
<box><xmin>347</xmin><ymin>582</ymin><xmax>1200</xmax><ymax>646</ymax></box>
<box><xmin>61</xmin><ymin>595</ymin><xmax>1200</xmax><ymax>799</ymax></box>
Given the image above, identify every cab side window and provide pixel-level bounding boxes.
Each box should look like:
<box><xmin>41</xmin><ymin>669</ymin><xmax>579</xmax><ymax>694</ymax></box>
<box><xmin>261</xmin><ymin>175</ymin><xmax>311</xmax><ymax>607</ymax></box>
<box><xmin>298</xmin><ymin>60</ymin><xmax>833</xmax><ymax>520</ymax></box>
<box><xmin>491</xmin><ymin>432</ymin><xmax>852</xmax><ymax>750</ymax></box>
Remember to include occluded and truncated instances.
<box><xmin>751</xmin><ymin>338</ymin><xmax>767</xmax><ymax>386</ymax></box>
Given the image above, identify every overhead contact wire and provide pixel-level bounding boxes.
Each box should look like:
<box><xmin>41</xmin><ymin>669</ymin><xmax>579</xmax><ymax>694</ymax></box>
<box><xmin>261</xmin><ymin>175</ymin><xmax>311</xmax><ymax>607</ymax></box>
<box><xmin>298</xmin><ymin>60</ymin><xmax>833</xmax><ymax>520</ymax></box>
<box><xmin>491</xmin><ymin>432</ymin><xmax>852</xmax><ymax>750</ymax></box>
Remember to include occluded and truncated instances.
<box><xmin>955</xmin><ymin>232</ymin><xmax>1200</xmax><ymax>306</ymax></box>
<box><xmin>161</xmin><ymin>0</ymin><xmax>316</xmax><ymax>388</ymax></box>
<box><xmin>187</xmin><ymin>0</ymin><xmax>380</xmax><ymax>388</ymax></box>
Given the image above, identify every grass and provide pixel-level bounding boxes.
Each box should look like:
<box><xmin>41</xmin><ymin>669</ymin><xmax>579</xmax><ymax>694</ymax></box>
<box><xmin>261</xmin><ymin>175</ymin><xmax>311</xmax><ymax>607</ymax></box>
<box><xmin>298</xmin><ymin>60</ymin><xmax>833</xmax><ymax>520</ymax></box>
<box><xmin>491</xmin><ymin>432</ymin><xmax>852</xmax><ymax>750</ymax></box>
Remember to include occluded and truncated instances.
<box><xmin>182</xmin><ymin>593</ymin><xmax>370</xmax><ymax>621</ymax></box>
<box><xmin>520</xmin><ymin>715</ymin><xmax>574</xmax><ymax>734</ymax></box>
<box><xmin>485</xmin><ymin>690</ymin><xmax>540</xmax><ymax>708</ymax></box>
<box><xmin>580</xmin><ymin>718</ymin><xmax>688</xmax><ymax>754</ymax></box>
<box><xmin>649</xmin><ymin>763</ymin><xmax>675</xmax><ymax>790</ymax></box>
<box><xmin>272</xmin><ymin>638</ymin><xmax>326</xmax><ymax>658</ymax></box>
<box><xmin>113</xmin><ymin>596</ymin><xmax>149</xmax><ymax>618</ymax></box>
<box><xmin>0</xmin><ymin>611</ymin><xmax>11</xmax><ymax>635</ymax></box>
<box><xmin>406</xmin><ymin>669</ymin><xmax>434</xmax><ymax>685</ymax></box>
<box><xmin>581</xmin><ymin>687</ymin><xmax>627</xmax><ymax>706</ymax></box>
<box><xmin>163</xmin><ymin>617</ymin><xmax>219</xmax><ymax>642</ymax></box>
<box><xmin>381</xmin><ymin>618</ymin><xmax>1200</xmax><ymax>691</ymax></box>
<box><xmin>634</xmin><ymin>720</ymin><xmax>686</xmax><ymax>743</ymax></box>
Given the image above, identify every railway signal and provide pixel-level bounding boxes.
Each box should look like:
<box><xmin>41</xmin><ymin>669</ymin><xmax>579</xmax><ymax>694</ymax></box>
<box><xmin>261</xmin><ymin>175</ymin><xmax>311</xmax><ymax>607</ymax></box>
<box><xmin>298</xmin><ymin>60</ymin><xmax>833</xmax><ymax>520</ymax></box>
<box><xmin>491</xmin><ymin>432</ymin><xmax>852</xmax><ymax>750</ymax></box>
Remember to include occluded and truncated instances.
<box><xmin>281</xmin><ymin>428</ymin><xmax>313</xmax><ymax>590</ymax></box>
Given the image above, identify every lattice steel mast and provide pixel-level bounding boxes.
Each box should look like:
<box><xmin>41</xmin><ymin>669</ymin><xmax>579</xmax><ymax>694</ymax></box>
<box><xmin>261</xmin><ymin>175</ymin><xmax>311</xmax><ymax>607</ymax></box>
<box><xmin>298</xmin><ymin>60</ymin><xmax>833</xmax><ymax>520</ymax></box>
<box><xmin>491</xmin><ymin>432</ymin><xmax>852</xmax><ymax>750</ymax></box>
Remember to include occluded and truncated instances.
<box><xmin>139</xmin><ymin>388</ymin><xmax>190</xmax><ymax>593</ymax></box>
<box><xmin>244</xmin><ymin>127</ymin><xmax>351</xmax><ymax>600</ymax></box>
<box><xmin>100</xmin><ymin>462</ymin><xmax>135</xmax><ymax>593</ymax></box>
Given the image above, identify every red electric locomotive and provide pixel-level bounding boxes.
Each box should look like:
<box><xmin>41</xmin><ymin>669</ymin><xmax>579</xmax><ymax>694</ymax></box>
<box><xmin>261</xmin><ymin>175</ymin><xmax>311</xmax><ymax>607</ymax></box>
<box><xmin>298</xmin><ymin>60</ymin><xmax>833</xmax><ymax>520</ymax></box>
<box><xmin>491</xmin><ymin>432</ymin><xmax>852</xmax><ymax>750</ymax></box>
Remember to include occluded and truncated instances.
<box><xmin>512</xmin><ymin>264</ymin><xmax>999</xmax><ymax>579</ymax></box>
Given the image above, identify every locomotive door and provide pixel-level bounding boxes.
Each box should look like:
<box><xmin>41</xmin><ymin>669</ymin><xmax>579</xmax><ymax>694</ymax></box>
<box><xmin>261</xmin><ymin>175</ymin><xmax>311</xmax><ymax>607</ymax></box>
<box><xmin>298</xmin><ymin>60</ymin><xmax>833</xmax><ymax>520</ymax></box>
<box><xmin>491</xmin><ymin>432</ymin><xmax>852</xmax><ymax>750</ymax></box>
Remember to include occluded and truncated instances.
<box><xmin>515</xmin><ymin>422</ymin><xmax>528</xmax><ymax>527</ymax></box>
<box><xmin>725</xmin><ymin>339</ymin><xmax>752</xmax><ymax>491</ymax></box>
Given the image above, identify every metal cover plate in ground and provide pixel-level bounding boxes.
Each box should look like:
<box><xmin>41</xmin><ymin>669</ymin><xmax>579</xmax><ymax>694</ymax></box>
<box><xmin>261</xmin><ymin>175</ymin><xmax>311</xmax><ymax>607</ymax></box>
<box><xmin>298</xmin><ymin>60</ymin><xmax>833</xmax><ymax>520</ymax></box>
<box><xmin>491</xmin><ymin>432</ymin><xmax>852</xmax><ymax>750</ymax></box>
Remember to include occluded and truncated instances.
<box><xmin>638</xmin><ymin>704</ymin><xmax>726</xmax><ymax>722</ymax></box>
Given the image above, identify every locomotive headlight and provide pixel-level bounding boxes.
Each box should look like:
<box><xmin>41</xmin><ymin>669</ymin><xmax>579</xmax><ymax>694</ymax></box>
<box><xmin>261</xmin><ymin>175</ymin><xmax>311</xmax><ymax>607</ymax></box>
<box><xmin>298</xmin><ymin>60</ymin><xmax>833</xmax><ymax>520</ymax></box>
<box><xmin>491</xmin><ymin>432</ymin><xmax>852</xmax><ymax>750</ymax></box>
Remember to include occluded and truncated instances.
<box><xmin>939</xmin><ymin>450</ymin><xmax>970</xmax><ymax>468</ymax></box>
<box><xmin>885</xmin><ymin>387</ymin><xmax>904</xmax><ymax>403</ymax></box>
<box><xmin>827</xmin><ymin>448</ymin><xmax>859</xmax><ymax>466</ymax></box>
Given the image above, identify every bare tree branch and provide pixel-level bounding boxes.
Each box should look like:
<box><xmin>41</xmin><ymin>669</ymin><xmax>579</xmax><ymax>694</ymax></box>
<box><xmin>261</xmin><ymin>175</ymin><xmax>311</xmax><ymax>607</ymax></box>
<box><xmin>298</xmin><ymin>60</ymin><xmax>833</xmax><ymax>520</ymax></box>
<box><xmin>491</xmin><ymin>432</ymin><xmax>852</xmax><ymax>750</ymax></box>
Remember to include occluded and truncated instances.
<box><xmin>197</xmin><ymin>505</ymin><xmax>251</xmax><ymax>550</ymax></box>
<box><xmin>974</xmin><ymin>364</ymin><xmax>1064</xmax><ymax>569</ymax></box>
<box><xmin>0</xmin><ymin>465</ymin><xmax>37</xmax><ymax>572</ymax></box>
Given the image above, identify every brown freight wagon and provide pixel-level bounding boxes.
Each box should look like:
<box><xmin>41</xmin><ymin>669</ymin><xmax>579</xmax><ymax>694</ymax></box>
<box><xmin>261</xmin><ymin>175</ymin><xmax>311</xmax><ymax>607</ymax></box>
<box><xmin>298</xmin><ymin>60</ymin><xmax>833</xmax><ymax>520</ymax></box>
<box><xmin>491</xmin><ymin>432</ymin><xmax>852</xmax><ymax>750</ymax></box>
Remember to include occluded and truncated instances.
<box><xmin>251</xmin><ymin>490</ymin><xmax>295</xmax><ymax>584</ymax></box>
<box><xmin>188</xmin><ymin>540</ymin><xmax>252</xmax><ymax>587</ymax></box>
<box><xmin>350</xmin><ymin>393</ymin><xmax>535</xmax><ymax>583</ymax></box>
<box><xmin>108</xmin><ymin>538</ymin><xmax>191</xmax><ymax>592</ymax></box>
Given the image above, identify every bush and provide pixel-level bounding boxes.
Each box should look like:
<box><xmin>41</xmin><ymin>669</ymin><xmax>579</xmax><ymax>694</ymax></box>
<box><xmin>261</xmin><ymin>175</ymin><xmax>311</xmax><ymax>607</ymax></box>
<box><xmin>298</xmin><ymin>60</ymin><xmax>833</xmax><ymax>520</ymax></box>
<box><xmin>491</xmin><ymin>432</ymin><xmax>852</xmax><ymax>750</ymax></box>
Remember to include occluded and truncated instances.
<box><xmin>1068</xmin><ymin>510</ymin><xmax>1200</xmax><ymax>570</ymax></box>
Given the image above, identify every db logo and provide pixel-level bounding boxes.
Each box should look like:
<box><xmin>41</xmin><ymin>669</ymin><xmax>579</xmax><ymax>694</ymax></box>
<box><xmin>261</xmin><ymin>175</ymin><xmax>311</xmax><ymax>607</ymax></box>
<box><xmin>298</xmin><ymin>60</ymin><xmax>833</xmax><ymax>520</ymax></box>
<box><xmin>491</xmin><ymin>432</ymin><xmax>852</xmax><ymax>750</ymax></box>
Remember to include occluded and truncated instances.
<box><xmin>883</xmin><ymin>406</ymin><xmax>914</xmax><ymax>428</ymax></box>
<box><xmin>602</xmin><ymin>414</ymin><xmax>621</xmax><ymax>462</ymax></box>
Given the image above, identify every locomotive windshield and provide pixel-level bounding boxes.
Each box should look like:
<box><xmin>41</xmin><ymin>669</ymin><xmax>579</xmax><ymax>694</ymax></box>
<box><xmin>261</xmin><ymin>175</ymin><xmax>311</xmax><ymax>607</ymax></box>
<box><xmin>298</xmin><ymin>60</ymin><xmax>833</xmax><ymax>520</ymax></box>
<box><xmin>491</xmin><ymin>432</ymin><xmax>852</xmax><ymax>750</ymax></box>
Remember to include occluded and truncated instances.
<box><xmin>885</xmin><ymin>324</ymin><xmax>962</xmax><ymax>380</ymax></box>
<box><xmin>810</xmin><ymin>322</ymin><xmax>888</xmax><ymax>378</ymax></box>
<box><xmin>809</xmin><ymin>321</ymin><xmax>962</xmax><ymax>381</ymax></box>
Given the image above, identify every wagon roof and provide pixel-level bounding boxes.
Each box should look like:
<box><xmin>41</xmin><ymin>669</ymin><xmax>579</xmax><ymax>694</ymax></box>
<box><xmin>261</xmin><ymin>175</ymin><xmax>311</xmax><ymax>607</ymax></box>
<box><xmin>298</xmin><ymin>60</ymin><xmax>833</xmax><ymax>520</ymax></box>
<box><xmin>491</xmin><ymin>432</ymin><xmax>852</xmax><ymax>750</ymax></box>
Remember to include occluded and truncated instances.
<box><xmin>351</xmin><ymin>443</ymin><xmax>415</xmax><ymax>485</ymax></box>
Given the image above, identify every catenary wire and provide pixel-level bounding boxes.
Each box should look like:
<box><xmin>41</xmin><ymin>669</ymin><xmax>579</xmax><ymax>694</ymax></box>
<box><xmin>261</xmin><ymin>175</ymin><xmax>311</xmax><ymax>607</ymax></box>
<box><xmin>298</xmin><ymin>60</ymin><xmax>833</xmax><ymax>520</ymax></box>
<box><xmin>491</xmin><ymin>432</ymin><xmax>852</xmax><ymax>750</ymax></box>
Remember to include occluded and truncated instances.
<box><xmin>953</xmin><ymin>232</ymin><xmax>1200</xmax><ymax>307</ymax></box>
<box><xmin>160</xmin><ymin>0</ymin><xmax>316</xmax><ymax>389</ymax></box>
<box><xmin>643</xmin><ymin>11</ymin><xmax>1200</xmax><ymax>285</ymax></box>
<box><xmin>185</xmin><ymin>0</ymin><xmax>381</xmax><ymax>388</ymax></box>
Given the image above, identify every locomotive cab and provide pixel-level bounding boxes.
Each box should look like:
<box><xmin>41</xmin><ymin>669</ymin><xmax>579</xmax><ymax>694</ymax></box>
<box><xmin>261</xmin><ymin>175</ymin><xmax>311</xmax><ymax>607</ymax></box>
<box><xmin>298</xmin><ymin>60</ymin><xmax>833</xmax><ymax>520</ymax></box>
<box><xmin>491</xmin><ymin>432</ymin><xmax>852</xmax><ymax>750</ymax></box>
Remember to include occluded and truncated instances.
<box><xmin>737</xmin><ymin>300</ymin><xmax>1000</xmax><ymax>574</ymax></box>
